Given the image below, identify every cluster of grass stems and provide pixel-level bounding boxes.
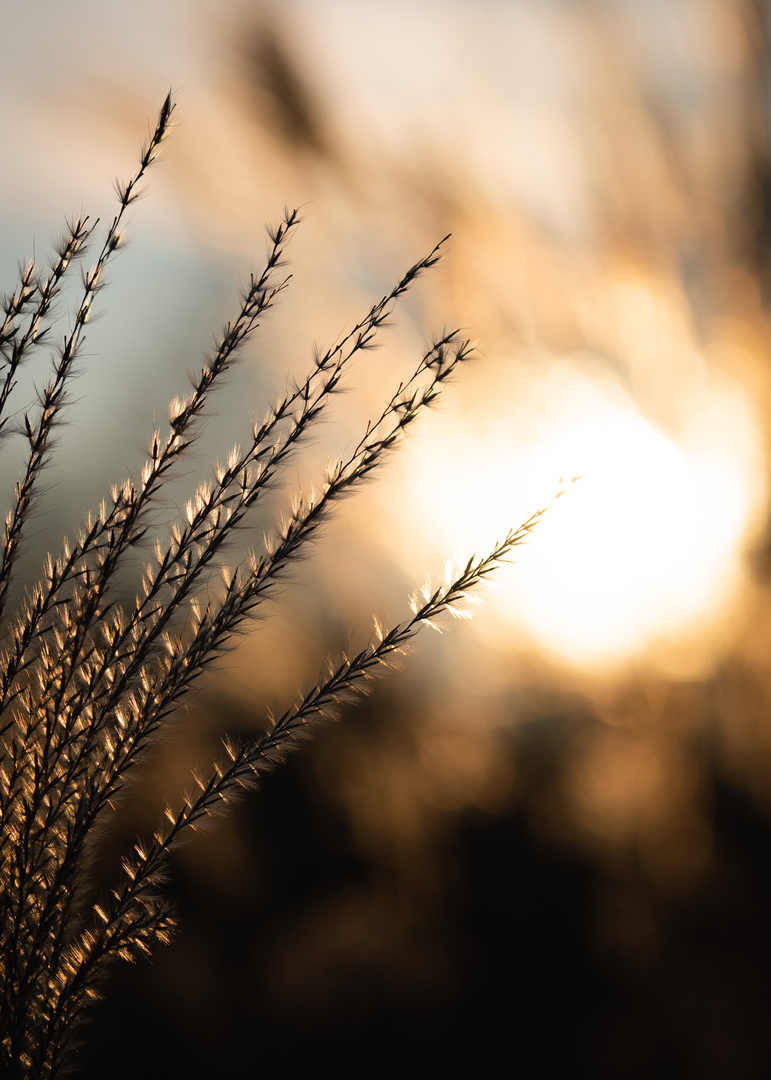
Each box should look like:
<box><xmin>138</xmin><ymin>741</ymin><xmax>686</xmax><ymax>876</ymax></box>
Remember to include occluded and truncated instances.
<box><xmin>0</xmin><ymin>94</ymin><xmax>551</xmax><ymax>1077</ymax></box>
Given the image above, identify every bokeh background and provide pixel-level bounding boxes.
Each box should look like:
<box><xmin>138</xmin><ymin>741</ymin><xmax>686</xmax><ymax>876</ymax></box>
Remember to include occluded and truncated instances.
<box><xmin>5</xmin><ymin>0</ymin><xmax>771</xmax><ymax>1076</ymax></box>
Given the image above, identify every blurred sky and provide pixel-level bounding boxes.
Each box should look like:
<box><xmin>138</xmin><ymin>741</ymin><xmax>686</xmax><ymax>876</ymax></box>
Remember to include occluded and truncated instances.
<box><xmin>1</xmin><ymin>0</ymin><xmax>769</xmax><ymax>685</ymax></box>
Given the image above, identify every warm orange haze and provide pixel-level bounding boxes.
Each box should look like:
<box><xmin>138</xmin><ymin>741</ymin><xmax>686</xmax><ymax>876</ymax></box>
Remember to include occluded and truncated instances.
<box><xmin>2</xmin><ymin>0</ymin><xmax>763</xmax><ymax>675</ymax></box>
<box><xmin>2</xmin><ymin>0</ymin><xmax>771</xmax><ymax>1077</ymax></box>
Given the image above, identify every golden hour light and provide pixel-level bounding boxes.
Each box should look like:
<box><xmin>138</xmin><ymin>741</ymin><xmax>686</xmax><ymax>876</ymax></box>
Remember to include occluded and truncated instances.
<box><xmin>7</xmin><ymin>1</ymin><xmax>771</xmax><ymax>1077</ymax></box>
<box><xmin>393</xmin><ymin>352</ymin><xmax>766</xmax><ymax>674</ymax></box>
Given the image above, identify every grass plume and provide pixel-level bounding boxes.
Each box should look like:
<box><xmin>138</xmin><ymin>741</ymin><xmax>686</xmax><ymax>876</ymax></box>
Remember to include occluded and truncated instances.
<box><xmin>0</xmin><ymin>93</ymin><xmax>550</xmax><ymax>1078</ymax></box>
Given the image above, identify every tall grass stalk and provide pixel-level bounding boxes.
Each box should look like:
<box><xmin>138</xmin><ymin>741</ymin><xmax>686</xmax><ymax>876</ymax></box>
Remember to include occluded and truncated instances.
<box><xmin>0</xmin><ymin>94</ymin><xmax>552</xmax><ymax>1078</ymax></box>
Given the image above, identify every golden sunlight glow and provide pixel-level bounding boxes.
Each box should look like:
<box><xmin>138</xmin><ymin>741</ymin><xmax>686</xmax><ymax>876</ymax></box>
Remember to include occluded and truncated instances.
<box><xmin>391</xmin><ymin>356</ymin><xmax>765</xmax><ymax>674</ymax></box>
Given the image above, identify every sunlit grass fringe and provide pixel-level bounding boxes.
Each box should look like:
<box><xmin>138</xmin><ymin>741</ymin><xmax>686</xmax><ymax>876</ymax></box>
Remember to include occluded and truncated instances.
<box><xmin>0</xmin><ymin>93</ymin><xmax>551</xmax><ymax>1078</ymax></box>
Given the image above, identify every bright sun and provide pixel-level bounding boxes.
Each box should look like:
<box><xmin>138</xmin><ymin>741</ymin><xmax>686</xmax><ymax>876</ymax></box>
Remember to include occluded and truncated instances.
<box><xmin>389</xmin><ymin>355</ymin><xmax>765</xmax><ymax>674</ymax></box>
